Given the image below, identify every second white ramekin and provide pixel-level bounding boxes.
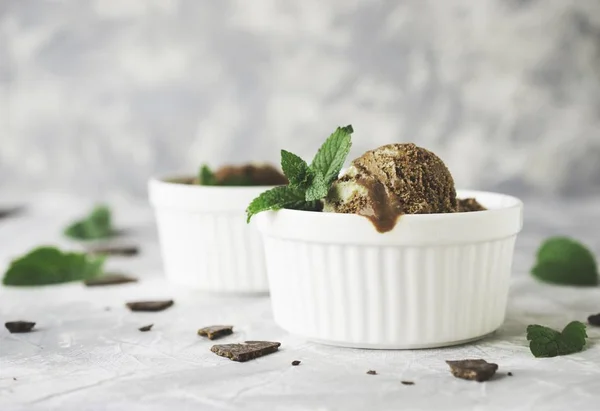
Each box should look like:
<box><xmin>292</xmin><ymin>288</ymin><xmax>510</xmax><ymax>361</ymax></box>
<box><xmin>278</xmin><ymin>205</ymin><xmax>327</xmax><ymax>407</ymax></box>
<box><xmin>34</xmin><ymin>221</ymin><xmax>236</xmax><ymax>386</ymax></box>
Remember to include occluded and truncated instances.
<box><xmin>255</xmin><ymin>190</ymin><xmax>523</xmax><ymax>349</ymax></box>
<box><xmin>148</xmin><ymin>177</ymin><xmax>272</xmax><ymax>294</ymax></box>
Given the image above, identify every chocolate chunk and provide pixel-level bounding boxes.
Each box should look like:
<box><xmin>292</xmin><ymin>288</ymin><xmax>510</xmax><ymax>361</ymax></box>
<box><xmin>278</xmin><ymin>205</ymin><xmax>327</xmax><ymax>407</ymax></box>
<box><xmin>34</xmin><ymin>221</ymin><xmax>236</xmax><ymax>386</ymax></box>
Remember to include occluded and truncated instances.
<box><xmin>366</xmin><ymin>370</ymin><xmax>377</xmax><ymax>375</ymax></box>
<box><xmin>197</xmin><ymin>325</ymin><xmax>233</xmax><ymax>340</ymax></box>
<box><xmin>446</xmin><ymin>359</ymin><xmax>498</xmax><ymax>382</ymax></box>
<box><xmin>507</xmin><ymin>372</ymin><xmax>513</xmax><ymax>376</ymax></box>
<box><xmin>84</xmin><ymin>273</ymin><xmax>138</xmax><ymax>287</ymax></box>
<box><xmin>401</xmin><ymin>381</ymin><xmax>415</xmax><ymax>385</ymax></box>
<box><xmin>5</xmin><ymin>321</ymin><xmax>36</xmax><ymax>334</ymax></box>
<box><xmin>87</xmin><ymin>245</ymin><xmax>139</xmax><ymax>257</ymax></box>
<box><xmin>210</xmin><ymin>341</ymin><xmax>281</xmax><ymax>362</ymax></box>
<box><xmin>458</xmin><ymin>198</ymin><xmax>487</xmax><ymax>212</ymax></box>
<box><xmin>588</xmin><ymin>313</ymin><xmax>600</xmax><ymax>327</ymax></box>
<box><xmin>291</xmin><ymin>360</ymin><xmax>301</xmax><ymax>366</ymax></box>
<box><xmin>126</xmin><ymin>300</ymin><xmax>174</xmax><ymax>312</ymax></box>
<box><xmin>139</xmin><ymin>324</ymin><xmax>153</xmax><ymax>332</ymax></box>
<box><xmin>0</xmin><ymin>207</ymin><xmax>24</xmax><ymax>219</ymax></box>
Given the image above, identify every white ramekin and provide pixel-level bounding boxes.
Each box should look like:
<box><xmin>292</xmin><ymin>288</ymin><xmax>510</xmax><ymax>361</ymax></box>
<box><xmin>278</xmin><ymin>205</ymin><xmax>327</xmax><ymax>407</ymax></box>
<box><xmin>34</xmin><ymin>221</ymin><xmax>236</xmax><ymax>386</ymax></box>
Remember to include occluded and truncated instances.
<box><xmin>255</xmin><ymin>190</ymin><xmax>523</xmax><ymax>349</ymax></box>
<box><xmin>148</xmin><ymin>177</ymin><xmax>272</xmax><ymax>293</ymax></box>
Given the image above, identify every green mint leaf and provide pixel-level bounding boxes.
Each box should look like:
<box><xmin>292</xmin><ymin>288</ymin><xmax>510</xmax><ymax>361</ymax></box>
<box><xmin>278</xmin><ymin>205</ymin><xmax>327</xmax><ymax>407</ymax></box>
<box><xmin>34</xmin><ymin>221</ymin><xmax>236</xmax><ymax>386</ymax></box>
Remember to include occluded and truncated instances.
<box><xmin>531</xmin><ymin>237</ymin><xmax>598</xmax><ymax>286</ymax></box>
<box><xmin>2</xmin><ymin>246</ymin><xmax>105</xmax><ymax>286</ymax></box>
<box><xmin>246</xmin><ymin>185</ymin><xmax>305</xmax><ymax>222</ymax></box>
<box><xmin>281</xmin><ymin>150</ymin><xmax>310</xmax><ymax>187</ymax></box>
<box><xmin>64</xmin><ymin>205</ymin><xmax>113</xmax><ymax>240</ymax></box>
<box><xmin>305</xmin><ymin>171</ymin><xmax>329</xmax><ymax>201</ymax></box>
<box><xmin>198</xmin><ymin>164</ymin><xmax>218</xmax><ymax>186</ymax></box>
<box><xmin>526</xmin><ymin>321</ymin><xmax>587</xmax><ymax>358</ymax></box>
<box><xmin>309</xmin><ymin>125</ymin><xmax>353</xmax><ymax>185</ymax></box>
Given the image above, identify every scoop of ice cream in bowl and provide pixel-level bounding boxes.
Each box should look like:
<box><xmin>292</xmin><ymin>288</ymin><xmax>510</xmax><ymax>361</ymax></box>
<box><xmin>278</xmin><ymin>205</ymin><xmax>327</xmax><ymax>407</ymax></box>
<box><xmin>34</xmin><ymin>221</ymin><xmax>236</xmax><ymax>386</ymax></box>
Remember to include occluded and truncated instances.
<box><xmin>149</xmin><ymin>163</ymin><xmax>287</xmax><ymax>294</ymax></box>
<box><xmin>250</xmin><ymin>126</ymin><xmax>523</xmax><ymax>349</ymax></box>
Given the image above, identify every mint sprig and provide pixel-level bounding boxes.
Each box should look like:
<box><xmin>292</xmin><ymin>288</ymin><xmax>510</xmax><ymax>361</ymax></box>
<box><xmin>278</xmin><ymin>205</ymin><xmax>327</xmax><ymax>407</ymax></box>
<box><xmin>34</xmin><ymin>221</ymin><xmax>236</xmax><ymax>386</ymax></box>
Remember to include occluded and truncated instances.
<box><xmin>3</xmin><ymin>246</ymin><xmax>105</xmax><ymax>286</ymax></box>
<box><xmin>199</xmin><ymin>164</ymin><xmax>218</xmax><ymax>185</ymax></box>
<box><xmin>64</xmin><ymin>205</ymin><xmax>114</xmax><ymax>240</ymax></box>
<box><xmin>527</xmin><ymin>321</ymin><xmax>587</xmax><ymax>358</ymax></box>
<box><xmin>246</xmin><ymin>125</ymin><xmax>353</xmax><ymax>222</ymax></box>
<box><xmin>531</xmin><ymin>237</ymin><xmax>598</xmax><ymax>286</ymax></box>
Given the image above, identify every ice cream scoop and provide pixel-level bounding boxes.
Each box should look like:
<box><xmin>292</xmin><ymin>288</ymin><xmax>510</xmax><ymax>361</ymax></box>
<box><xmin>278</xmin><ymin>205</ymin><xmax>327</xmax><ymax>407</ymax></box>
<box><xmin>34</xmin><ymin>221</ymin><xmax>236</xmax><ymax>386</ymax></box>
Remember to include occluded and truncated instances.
<box><xmin>323</xmin><ymin>143</ymin><xmax>457</xmax><ymax>232</ymax></box>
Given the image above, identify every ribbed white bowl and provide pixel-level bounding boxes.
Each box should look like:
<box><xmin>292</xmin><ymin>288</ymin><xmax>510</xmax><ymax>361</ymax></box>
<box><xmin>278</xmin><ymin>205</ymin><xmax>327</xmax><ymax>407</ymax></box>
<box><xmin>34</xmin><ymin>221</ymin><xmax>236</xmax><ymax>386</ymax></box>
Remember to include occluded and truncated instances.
<box><xmin>148</xmin><ymin>177</ymin><xmax>271</xmax><ymax>293</ymax></box>
<box><xmin>255</xmin><ymin>190</ymin><xmax>523</xmax><ymax>349</ymax></box>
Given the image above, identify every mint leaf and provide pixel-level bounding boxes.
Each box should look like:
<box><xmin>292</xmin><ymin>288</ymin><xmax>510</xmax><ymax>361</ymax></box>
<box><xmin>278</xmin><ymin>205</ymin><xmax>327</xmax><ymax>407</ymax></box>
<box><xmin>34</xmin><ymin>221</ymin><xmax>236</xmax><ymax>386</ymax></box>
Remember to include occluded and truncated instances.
<box><xmin>64</xmin><ymin>205</ymin><xmax>113</xmax><ymax>240</ymax></box>
<box><xmin>527</xmin><ymin>321</ymin><xmax>587</xmax><ymax>358</ymax></box>
<box><xmin>246</xmin><ymin>186</ymin><xmax>304</xmax><ymax>222</ymax></box>
<box><xmin>3</xmin><ymin>246</ymin><xmax>105</xmax><ymax>286</ymax></box>
<box><xmin>281</xmin><ymin>150</ymin><xmax>310</xmax><ymax>187</ymax></box>
<box><xmin>310</xmin><ymin>125</ymin><xmax>353</xmax><ymax>185</ymax></box>
<box><xmin>199</xmin><ymin>164</ymin><xmax>218</xmax><ymax>185</ymax></box>
<box><xmin>246</xmin><ymin>125</ymin><xmax>353</xmax><ymax>221</ymax></box>
<box><xmin>531</xmin><ymin>237</ymin><xmax>598</xmax><ymax>286</ymax></box>
<box><xmin>305</xmin><ymin>171</ymin><xmax>328</xmax><ymax>201</ymax></box>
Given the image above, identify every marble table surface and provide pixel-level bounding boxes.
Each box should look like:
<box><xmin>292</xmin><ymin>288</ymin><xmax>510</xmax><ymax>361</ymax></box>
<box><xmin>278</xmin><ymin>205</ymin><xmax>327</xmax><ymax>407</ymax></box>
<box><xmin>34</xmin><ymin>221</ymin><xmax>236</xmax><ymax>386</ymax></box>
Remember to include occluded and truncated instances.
<box><xmin>1</xmin><ymin>192</ymin><xmax>599</xmax><ymax>411</ymax></box>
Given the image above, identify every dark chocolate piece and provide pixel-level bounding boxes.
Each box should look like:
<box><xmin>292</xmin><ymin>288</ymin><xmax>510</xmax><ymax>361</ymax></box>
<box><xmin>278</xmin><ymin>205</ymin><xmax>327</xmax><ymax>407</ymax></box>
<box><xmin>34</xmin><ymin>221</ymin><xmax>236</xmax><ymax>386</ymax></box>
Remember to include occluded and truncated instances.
<box><xmin>446</xmin><ymin>359</ymin><xmax>498</xmax><ymax>382</ymax></box>
<box><xmin>588</xmin><ymin>313</ymin><xmax>600</xmax><ymax>327</ymax></box>
<box><xmin>401</xmin><ymin>381</ymin><xmax>415</xmax><ymax>385</ymax></box>
<box><xmin>291</xmin><ymin>360</ymin><xmax>301</xmax><ymax>366</ymax></box>
<box><xmin>197</xmin><ymin>325</ymin><xmax>233</xmax><ymax>340</ymax></box>
<box><xmin>84</xmin><ymin>273</ymin><xmax>138</xmax><ymax>287</ymax></box>
<box><xmin>139</xmin><ymin>324</ymin><xmax>153</xmax><ymax>332</ymax></box>
<box><xmin>5</xmin><ymin>321</ymin><xmax>36</xmax><ymax>334</ymax></box>
<box><xmin>0</xmin><ymin>207</ymin><xmax>24</xmax><ymax>219</ymax></box>
<box><xmin>507</xmin><ymin>372</ymin><xmax>513</xmax><ymax>376</ymax></box>
<box><xmin>366</xmin><ymin>370</ymin><xmax>377</xmax><ymax>375</ymax></box>
<box><xmin>87</xmin><ymin>245</ymin><xmax>139</xmax><ymax>257</ymax></box>
<box><xmin>126</xmin><ymin>300</ymin><xmax>174</xmax><ymax>312</ymax></box>
<box><xmin>210</xmin><ymin>341</ymin><xmax>281</xmax><ymax>362</ymax></box>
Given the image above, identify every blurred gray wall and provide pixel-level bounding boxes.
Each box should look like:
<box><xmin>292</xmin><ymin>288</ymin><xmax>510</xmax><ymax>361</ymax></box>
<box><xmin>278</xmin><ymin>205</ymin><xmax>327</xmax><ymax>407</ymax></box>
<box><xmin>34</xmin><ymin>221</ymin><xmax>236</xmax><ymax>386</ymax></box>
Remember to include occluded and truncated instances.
<box><xmin>1</xmin><ymin>0</ymin><xmax>600</xmax><ymax>199</ymax></box>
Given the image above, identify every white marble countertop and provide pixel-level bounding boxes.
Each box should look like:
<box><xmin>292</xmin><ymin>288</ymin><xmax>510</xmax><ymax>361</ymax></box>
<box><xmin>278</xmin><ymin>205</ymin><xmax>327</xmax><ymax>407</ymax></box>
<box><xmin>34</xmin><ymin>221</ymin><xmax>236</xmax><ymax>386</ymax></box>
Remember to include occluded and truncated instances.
<box><xmin>1</xmin><ymin>193</ymin><xmax>600</xmax><ymax>411</ymax></box>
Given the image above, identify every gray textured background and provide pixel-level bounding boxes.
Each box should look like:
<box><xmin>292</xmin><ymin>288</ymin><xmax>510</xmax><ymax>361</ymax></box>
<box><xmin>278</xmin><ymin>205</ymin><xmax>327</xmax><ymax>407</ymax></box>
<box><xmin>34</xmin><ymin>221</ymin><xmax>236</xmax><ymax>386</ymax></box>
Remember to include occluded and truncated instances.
<box><xmin>1</xmin><ymin>0</ymin><xmax>600</xmax><ymax>199</ymax></box>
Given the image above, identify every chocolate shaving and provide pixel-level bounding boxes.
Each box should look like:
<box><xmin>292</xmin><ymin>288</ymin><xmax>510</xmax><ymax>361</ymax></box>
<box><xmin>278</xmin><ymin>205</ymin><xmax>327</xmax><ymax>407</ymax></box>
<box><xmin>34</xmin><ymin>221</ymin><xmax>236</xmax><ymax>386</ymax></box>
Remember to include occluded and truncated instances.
<box><xmin>291</xmin><ymin>360</ymin><xmax>301</xmax><ymax>366</ymax></box>
<box><xmin>87</xmin><ymin>245</ymin><xmax>139</xmax><ymax>257</ymax></box>
<box><xmin>401</xmin><ymin>381</ymin><xmax>415</xmax><ymax>385</ymax></box>
<box><xmin>139</xmin><ymin>324</ymin><xmax>153</xmax><ymax>332</ymax></box>
<box><xmin>366</xmin><ymin>370</ymin><xmax>377</xmax><ymax>375</ymax></box>
<box><xmin>126</xmin><ymin>300</ymin><xmax>174</xmax><ymax>312</ymax></box>
<box><xmin>210</xmin><ymin>341</ymin><xmax>281</xmax><ymax>362</ymax></box>
<box><xmin>5</xmin><ymin>321</ymin><xmax>36</xmax><ymax>334</ymax></box>
<box><xmin>84</xmin><ymin>273</ymin><xmax>138</xmax><ymax>287</ymax></box>
<box><xmin>446</xmin><ymin>359</ymin><xmax>498</xmax><ymax>382</ymax></box>
<box><xmin>588</xmin><ymin>313</ymin><xmax>600</xmax><ymax>327</ymax></box>
<box><xmin>197</xmin><ymin>325</ymin><xmax>233</xmax><ymax>340</ymax></box>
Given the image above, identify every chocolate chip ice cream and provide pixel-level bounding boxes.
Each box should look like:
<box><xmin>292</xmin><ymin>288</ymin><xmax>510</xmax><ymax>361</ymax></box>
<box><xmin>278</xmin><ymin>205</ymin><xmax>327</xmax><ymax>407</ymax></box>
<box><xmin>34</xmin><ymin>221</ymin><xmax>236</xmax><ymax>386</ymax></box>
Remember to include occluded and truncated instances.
<box><xmin>323</xmin><ymin>143</ymin><xmax>457</xmax><ymax>232</ymax></box>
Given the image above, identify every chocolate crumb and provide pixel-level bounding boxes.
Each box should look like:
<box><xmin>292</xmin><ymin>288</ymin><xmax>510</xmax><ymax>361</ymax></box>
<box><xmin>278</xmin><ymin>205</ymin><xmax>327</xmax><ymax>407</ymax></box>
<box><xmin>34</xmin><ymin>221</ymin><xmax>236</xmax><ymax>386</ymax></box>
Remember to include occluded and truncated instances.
<box><xmin>5</xmin><ymin>321</ymin><xmax>36</xmax><ymax>334</ymax></box>
<box><xmin>197</xmin><ymin>325</ymin><xmax>233</xmax><ymax>340</ymax></box>
<box><xmin>126</xmin><ymin>300</ymin><xmax>174</xmax><ymax>312</ymax></box>
<box><xmin>87</xmin><ymin>245</ymin><xmax>139</xmax><ymax>257</ymax></box>
<box><xmin>366</xmin><ymin>370</ymin><xmax>377</xmax><ymax>375</ymax></box>
<box><xmin>401</xmin><ymin>381</ymin><xmax>415</xmax><ymax>385</ymax></box>
<box><xmin>588</xmin><ymin>313</ymin><xmax>600</xmax><ymax>327</ymax></box>
<box><xmin>139</xmin><ymin>324</ymin><xmax>153</xmax><ymax>332</ymax></box>
<box><xmin>211</xmin><ymin>341</ymin><xmax>281</xmax><ymax>362</ymax></box>
<box><xmin>507</xmin><ymin>372</ymin><xmax>513</xmax><ymax>376</ymax></box>
<box><xmin>446</xmin><ymin>359</ymin><xmax>498</xmax><ymax>382</ymax></box>
<box><xmin>291</xmin><ymin>360</ymin><xmax>301</xmax><ymax>366</ymax></box>
<box><xmin>13</xmin><ymin>377</ymin><xmax>17</xmax><ymax>381</ymax></box>
<box><xmin>84</xmin><ymin>273</ymin><xmax>138</xmax><ymax>287</ymax></box>
<box><xmin>458</xmin><ymin>198</ymin><xmax>486</xmax><ymax>212</ymax></box>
